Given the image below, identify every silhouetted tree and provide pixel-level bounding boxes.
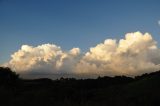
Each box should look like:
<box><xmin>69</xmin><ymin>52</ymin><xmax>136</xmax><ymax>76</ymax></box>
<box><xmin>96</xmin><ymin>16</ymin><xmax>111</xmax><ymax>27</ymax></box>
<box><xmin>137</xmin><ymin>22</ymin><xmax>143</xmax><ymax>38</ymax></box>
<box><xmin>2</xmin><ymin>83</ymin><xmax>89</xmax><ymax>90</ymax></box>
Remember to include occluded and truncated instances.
<box><xmin>0</xmin><ymin>67</ymin><xmax>19</xmax><ymax>85</ymax></box>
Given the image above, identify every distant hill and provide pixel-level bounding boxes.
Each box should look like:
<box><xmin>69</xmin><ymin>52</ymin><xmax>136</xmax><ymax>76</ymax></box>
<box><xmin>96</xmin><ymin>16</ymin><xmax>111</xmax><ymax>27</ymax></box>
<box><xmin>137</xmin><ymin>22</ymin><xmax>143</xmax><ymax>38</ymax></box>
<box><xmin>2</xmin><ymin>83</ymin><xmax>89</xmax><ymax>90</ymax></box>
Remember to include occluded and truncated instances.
<box><xmin>0</xmin><ymin>67</ymin><xmax>160</xmax><ymax>106</ymax></box>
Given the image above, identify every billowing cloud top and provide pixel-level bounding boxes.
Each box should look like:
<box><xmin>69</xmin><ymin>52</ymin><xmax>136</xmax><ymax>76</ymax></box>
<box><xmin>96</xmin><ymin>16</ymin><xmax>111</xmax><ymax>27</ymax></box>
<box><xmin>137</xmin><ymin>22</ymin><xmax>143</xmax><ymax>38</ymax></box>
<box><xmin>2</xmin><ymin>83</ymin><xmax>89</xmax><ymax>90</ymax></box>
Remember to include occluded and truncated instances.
<box><xmin>6</xmin><ymin>44</ymin><xmax>81</xmax><ymax>74</ymax></box>
<box><xmin>3</xmin><ymin>32</ymin><xmax>160</xmax><ymax>77</ymax></box>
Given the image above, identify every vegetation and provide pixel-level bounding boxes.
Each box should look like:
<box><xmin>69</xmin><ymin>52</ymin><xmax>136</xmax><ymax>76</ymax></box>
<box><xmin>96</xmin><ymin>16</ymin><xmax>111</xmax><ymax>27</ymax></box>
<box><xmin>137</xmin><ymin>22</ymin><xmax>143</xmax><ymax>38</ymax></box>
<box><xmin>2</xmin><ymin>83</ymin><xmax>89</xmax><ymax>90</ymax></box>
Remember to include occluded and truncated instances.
<box><xmin>0</xmin><ymin>67</ymin><xmax>19</xmax><ymax>85</ymax></box>
<box><xmin>0</xmin><ymin>67</ymin><xmax>160</xmax><ymax>106</ymax></box>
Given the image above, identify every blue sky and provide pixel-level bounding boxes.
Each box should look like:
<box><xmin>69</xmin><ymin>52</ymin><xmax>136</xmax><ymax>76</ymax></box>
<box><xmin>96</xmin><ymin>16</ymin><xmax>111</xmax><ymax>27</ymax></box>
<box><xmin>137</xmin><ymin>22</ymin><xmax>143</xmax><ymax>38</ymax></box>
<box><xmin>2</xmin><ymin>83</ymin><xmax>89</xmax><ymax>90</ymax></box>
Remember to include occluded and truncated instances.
<box><xmin>0</xmin><ymin>0</ymin><xmax>160</xmax><ymax>64</ymax></box>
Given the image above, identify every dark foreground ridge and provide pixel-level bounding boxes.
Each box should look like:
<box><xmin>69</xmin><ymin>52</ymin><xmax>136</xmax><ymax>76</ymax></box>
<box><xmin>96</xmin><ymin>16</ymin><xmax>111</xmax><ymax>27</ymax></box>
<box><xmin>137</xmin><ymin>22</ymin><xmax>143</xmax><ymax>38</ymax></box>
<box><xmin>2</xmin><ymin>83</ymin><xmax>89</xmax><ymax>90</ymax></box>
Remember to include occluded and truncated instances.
<box><xmin>0</xmin><ymin>67</ymin><xmax>160</xmax><ymax>106</ymax></box>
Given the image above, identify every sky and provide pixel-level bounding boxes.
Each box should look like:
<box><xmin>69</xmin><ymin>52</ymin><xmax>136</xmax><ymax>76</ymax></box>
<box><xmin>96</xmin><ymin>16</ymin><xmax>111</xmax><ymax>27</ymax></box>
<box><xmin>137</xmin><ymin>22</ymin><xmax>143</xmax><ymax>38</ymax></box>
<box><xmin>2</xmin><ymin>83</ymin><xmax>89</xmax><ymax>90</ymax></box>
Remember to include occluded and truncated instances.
<box><xmin>0</xmin><ymin>0</ymin><xmax>160</xmax><ymax>77</ymax></box>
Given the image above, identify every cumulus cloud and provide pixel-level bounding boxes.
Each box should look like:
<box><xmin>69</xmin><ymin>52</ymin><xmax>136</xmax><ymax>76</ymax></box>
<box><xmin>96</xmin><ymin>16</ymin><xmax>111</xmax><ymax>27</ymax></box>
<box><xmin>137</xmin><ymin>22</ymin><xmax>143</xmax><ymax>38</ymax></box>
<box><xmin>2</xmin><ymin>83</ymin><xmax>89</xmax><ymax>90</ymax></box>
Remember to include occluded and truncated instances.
<box><xmin>5</xmin><ymin>44</ymin><xmax>81</xmax><ymax>74</ymax></box>
<box><xmin>76</xmin><ymin>32</ymin><xmax>160</xmax><ymax>76</ymax></box>
<box><xmin>3</xmin><ymin>32</ymin><xmax>160</xmax><ymax>77</ymax></box>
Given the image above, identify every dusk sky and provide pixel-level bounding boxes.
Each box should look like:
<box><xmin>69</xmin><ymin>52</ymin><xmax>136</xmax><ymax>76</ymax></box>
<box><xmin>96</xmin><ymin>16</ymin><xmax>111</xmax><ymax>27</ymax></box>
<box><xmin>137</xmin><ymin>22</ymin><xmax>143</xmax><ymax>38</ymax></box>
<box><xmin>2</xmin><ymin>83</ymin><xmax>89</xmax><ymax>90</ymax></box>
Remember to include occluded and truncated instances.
<box><xmin>0</xmin><ymin>0</ymin><xmax>160</xmax><ymax>77</ymax></box>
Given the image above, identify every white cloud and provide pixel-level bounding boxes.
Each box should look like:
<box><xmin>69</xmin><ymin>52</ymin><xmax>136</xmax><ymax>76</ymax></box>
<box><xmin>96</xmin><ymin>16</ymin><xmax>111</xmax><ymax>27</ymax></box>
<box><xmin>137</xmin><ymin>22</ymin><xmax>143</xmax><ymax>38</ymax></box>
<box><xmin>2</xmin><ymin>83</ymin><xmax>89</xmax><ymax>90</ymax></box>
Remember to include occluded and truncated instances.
<box><xmin>3</xmin><ymin>32</ymin><xmax>160</xmax><ymax>77</ymax></box>
<box><xmin>5</xmin><ymin>44</ymin><xmax>81</xmax><ymax>74</ymax></box>
<box><xmin>75</xmin><ymin>32</ymin><xmax>160</xmax><ymax>76</ymax></box>
<box><xmin>158</xmin><ymin>20</ymin><xmax>160</xmax><ymax>26</ymax></box>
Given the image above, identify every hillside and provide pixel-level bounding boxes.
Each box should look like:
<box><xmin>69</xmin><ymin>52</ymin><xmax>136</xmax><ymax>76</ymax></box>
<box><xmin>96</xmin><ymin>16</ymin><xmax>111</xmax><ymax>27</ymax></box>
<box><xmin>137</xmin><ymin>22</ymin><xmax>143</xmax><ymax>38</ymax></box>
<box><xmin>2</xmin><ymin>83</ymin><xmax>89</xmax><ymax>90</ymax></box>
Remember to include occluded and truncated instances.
<box><xmin>0</xmin><ymin>67</ymin><xmax>160</xmax><ymax>106</ymax></box>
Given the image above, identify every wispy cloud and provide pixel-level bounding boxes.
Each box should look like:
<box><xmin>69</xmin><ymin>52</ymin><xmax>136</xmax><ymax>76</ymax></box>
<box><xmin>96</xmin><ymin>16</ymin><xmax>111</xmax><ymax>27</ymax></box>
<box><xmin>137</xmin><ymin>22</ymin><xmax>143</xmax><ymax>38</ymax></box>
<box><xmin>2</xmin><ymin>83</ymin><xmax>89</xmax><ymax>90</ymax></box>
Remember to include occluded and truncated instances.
<box><xmin>3</xmin><ymin>32</ymin><xmax>160</xmax><ymax>77</ymax></box>
<box><xmin>158</xmin><ymin>20</ymin><xmax>160</xmax><ymax>26</ymax></box>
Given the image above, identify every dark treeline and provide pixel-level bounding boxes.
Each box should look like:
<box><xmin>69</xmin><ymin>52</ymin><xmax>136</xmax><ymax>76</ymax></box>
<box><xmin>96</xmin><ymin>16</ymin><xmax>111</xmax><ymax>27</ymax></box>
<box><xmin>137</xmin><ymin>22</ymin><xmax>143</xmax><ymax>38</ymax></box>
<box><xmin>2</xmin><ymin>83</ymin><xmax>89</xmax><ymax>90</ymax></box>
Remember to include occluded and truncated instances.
<box><xmin>0</xmin><ymin>67</ymin><xmax>160</xmax><ymax>106</ymax></box>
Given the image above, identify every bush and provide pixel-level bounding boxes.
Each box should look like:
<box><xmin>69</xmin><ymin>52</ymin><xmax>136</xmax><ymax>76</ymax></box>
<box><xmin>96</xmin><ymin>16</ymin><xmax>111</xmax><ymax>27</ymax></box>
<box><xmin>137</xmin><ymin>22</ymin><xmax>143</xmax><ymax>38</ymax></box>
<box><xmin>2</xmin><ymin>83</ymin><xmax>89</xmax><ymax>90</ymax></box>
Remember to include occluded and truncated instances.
<box><xmin>0</xmin><ymin>67</ymin><xmax>19</xmax><ymax>84</ymax></box>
